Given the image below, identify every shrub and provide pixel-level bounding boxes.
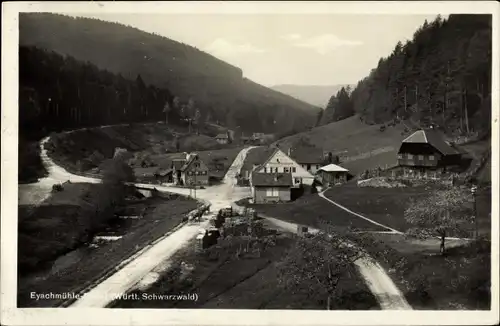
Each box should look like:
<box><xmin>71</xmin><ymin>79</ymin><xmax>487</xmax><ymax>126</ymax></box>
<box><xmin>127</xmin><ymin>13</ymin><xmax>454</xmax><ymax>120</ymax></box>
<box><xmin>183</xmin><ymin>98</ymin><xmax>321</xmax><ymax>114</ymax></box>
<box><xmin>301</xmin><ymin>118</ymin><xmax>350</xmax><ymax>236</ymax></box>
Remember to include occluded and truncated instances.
<box><xmin>52</xmin><ymin>184</ymin><xmax>63</xmax><ymax>192</ymax></box>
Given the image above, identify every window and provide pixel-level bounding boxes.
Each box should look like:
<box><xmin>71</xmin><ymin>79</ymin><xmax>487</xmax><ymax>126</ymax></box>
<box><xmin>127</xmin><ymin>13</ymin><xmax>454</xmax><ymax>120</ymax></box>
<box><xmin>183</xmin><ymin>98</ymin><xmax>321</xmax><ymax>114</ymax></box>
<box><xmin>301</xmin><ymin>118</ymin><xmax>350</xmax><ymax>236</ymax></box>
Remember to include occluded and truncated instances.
<box><xmin>284</xmin><ymin>167</ymin><xmax>289</xmax><ymax>173</ymax></box>
<box><xmin>316</xmin><ymin>165</ymin><xmax>320</xmax><ymax>169</ymax></box>
<box><xmin>266</xmin><ymin>187</ymin><xmax>279</xmax><ymax>197</ymax></box>
<box><xmin>429</xmin><ymin>155</ymin><xmax>435</xmax><ymax>161</ymax></box>
<box><xmin>418</xmin><ymin>155</ymin><xmax>424</xmax><ymax>160</ymax></box>
<box><xmin>307</xmin><ymin>164</ymin><xmax>311</xmax><ymax>170</ymax></box>
<box><xmin>398</xmin><ymin>154</ymin><xmax>403</xmax><ymax>159</ymax></box>
<box><xmin>407</xmin><ymin>154</ymin><xmax>413</xmax><ymax>159</ymax></box>
<box><xmin>294</xmin><ymin>178</ymin><xmax>301</xmax><ymax>184</ymax></box>
<box><xmin>188</xmin><ymin>171</ymin><xmax>193</xmax><ymax>176</ymax></box>
<box><xmin>292</xmin><ymin>167</ymin><xmax>296</xmax><ymax>173</ymax></box>
<box><xmin>194</xmin><ymin>163</ymin><xmax>200</xmax><ymax>168</ymax></box>
<box><xmin>263</xmin><ymin>167</ymin><xmax>267</xmax><ymax>173</ymax></box>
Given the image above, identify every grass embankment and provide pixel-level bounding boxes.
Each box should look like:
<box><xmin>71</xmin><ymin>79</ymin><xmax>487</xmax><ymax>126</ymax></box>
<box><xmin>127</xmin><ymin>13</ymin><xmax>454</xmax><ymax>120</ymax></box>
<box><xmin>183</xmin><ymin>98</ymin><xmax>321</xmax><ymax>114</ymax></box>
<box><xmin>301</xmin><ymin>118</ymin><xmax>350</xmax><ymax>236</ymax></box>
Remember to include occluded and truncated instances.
<box><xmin>236</xmin><ymin>194</ymin><xmax>389</xmax><ymax>232</ymax></box>
<box><xmin>273</xmin><ymin>116</ymin><xmax>407</xmax><ymax>175</ymax></box>
<box><xmin>18</xmin><ymin>138</ymin><xmax>48</xmax><ymax>183</ymax></box>
<box><xmin>324</xmin><ymin>184</ymin><xmax>491</xmax><ymax>237</ymax></box>
<box><xmin>112</xmin><ymin>227</ymin><xmax>378</xmax><ymax>310</ymax></box>
<box><xmin>18</xmin><ymin>184</ymin><xmax>199</xmax><ymax>307</ymax></box>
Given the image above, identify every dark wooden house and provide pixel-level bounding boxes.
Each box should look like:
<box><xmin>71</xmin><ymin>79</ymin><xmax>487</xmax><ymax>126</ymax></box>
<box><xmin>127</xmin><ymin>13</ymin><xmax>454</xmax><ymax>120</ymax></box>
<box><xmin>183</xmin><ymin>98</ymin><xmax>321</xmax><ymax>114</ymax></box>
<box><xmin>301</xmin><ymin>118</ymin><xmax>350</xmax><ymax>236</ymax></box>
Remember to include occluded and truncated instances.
<box><xmin>397</xmin><ymin>129</ymin><xmax>463</xmax><ymax>170</ymax></box>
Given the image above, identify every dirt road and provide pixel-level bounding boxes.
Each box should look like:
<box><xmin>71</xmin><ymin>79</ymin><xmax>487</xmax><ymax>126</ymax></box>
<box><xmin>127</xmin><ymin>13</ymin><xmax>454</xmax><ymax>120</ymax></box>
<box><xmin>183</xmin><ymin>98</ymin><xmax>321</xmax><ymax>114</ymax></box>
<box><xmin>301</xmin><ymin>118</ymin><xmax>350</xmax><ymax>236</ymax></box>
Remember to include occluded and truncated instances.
<box><xmin>263</xmin><ymin>216</ymin><xmax>413</xmax><ymax>310</ymax></box>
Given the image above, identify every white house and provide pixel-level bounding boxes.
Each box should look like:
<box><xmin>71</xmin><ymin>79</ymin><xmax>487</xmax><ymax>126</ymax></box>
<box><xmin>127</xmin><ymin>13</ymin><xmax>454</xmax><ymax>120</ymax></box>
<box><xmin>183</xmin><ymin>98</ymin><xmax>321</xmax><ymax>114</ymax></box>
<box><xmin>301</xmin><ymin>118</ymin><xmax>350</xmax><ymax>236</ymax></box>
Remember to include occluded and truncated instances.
<box><xmin>254</xmin><ymin>148</ymin><xmax>315</xmax><ymax>187</ymax></box>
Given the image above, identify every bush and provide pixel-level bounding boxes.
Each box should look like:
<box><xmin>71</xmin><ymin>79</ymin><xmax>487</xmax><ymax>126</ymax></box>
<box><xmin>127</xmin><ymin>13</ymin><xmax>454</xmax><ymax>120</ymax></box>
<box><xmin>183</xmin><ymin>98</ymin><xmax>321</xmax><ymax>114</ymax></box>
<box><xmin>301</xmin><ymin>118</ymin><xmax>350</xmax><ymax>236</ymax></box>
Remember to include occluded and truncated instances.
<box><xmin>52</xmin><ymin>184</ymin><xmax>63</xmax><ymax>192</ymax></box>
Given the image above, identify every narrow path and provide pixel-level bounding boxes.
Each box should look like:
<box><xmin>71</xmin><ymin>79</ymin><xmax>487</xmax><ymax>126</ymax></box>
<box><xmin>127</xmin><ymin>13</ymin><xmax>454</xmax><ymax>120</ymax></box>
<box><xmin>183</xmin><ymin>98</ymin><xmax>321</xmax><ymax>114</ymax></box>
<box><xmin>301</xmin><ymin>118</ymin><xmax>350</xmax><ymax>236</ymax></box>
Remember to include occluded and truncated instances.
<box><xmin>263</xmin><ymin>216</ymin><xmax>413</xmax><ymax>310</ymax></box>
<box><xmin>318</xmin><ymin>191</ymin><xmax>402</xmax><ymax>234</ymax></box>
<box><xmin>318</xmin><ymin>188</ymin><xmax>475</xmax><ymax>241</ymax></box>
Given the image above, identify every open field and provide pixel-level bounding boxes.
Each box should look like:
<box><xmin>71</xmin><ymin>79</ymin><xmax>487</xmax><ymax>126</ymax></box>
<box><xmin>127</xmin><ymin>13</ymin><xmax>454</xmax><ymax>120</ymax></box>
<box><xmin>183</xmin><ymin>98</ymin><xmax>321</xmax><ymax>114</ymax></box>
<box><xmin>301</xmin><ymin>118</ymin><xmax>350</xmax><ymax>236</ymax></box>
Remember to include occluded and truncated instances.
<box><xmin>273</xmin><ymin>116</ymin><xmax>407</xmax><ymax>175</ymax></box>
<box><xmin>324</xmin><ymin>183</ymin><xmax>492</xmax><ymax>237</ymax></box>
<box><xmin>111</xmin><ymin>224</ymin><xmax>379</xmax><ymax>310</ymax></box>
<box><xmin>18</xmin><ymin>188</ymin><xmax>199</xmax><ymax>307</ymax></box>
<box><xmin>353</xmin><ymin>233</ymin><xmax>491</xmax><ymax>310</ymax></box>
<box><xmin>236</xmin><ymin>195</ymin><xmax>390</xmax><ymax>232</ymax></box>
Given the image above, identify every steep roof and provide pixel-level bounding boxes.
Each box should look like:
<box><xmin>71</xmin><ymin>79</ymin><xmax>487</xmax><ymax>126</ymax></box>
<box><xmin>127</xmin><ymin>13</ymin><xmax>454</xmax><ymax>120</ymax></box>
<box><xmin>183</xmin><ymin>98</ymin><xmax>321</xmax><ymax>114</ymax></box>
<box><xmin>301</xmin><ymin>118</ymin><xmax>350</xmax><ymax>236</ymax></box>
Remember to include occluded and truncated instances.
<box><xmin>288</xmin><ymin>146</ymin><xmax>324</xmax><ymax>164</ymax></box>
<box><xmin>172</xmin><ymin>159</ymin><xmax>186</xmax><ymax>171</ymax></box>
<box><xmin>401</xmin><ymin>129</ymin><xmax>460</xmax><ymax>156</ymax></box>
<box><xmin>318</xmin><ymin>164</ymin><xmax>349</xmax><ymax>173</ymax></box>
<box><xmin>180</xmin><ymin>154</ymin><xmax>207</xmax><ymax>172</ymax></box>
<box><xmin>250</xmin><ymin>172</ymin><xmax>293</xmax><ymax>187</ymax></box>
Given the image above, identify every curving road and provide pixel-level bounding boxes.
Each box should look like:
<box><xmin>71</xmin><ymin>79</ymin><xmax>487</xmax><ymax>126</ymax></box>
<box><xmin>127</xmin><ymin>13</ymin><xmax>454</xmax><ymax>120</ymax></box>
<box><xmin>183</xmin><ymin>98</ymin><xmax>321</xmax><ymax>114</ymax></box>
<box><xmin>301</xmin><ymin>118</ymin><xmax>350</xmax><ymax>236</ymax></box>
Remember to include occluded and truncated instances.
<box><xmin>263</xmin><ymin>216</ymin><xmax>413</xmax><ymax>310</ymax></box>
<box><xmin>21</xmin><ymin>130</ymin><xmax>413</xmax><ymax>310</ymax></box>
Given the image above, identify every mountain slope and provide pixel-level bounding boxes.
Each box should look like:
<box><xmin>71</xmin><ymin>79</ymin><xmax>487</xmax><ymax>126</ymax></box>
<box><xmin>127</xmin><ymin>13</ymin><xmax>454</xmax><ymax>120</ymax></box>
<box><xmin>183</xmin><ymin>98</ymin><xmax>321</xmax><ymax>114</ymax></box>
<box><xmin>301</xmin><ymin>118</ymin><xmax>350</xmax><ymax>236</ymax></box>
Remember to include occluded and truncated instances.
<box><xmin>273</xmin><ymin>115</ymin><xmax>407</xmax><ymax>175</ymax></box>
<box><xmin>271</xmin><ymin>84</ymin><xmax>354</xmax><ymax>108</ymax></box>
<box><xmin>19</xmin><ymin>13</ymin><xmax>320</xmax><ymax>135</ymax></box>
<box><xmin>350</xmin><ymin>14</ymin><xmax>491</xmax><ymax>136</ymax></box>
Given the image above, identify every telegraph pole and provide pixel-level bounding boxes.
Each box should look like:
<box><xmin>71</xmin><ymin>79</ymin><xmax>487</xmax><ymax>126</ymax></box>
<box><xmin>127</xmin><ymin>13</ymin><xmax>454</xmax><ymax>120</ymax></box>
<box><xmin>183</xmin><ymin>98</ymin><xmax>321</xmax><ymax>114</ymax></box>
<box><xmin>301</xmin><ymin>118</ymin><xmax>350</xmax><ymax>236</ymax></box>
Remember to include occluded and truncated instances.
<box><xmin>471</xmin><ymin>185</ymin><xmax>478</xmax><ymax>238</ymax></box>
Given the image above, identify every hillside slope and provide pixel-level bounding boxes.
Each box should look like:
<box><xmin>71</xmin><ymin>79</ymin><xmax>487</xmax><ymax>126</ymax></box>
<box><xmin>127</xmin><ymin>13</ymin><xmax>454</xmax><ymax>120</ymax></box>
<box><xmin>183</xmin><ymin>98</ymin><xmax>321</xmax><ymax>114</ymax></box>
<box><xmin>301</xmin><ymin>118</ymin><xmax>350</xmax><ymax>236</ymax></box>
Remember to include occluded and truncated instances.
<box><xmin>350</xmin><ymin>14</ymin><xmax>491</xmax><ymax>136</ymax></box>
<box><xmin>19</xmin><ymin>13</ymin><xmax>319</xmax><ymax>135</ymax></box>
<box><xmin>274</xmin><ymin>116</ymin><xmax>407</xmax><ymax>175</ymax></box>
<box><xmin>270</xmin><ymin>84</ymin><xmax>354</xmax><ymax>108</ymax></box>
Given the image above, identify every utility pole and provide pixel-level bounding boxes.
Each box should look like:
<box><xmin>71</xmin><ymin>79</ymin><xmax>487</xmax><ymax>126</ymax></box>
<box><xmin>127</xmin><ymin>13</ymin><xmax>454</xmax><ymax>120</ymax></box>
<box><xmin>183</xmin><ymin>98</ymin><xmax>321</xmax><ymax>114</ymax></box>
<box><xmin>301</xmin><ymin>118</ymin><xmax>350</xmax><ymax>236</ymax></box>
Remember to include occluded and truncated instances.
<box><xmin>471</xmin><ymin>185</ymin><xmax>478</xmax><ymax>238</ymax></box>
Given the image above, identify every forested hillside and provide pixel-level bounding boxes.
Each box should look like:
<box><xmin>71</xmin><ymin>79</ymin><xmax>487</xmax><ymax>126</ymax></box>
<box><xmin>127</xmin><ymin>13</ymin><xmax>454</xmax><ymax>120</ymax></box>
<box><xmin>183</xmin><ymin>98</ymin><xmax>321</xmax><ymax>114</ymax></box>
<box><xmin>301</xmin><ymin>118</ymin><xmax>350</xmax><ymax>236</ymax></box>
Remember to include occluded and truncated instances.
<box><xmin>349</xmin><ymin>14</ymin><xmax>491</xmax><ymax>136</ymax></box>
<box><xmin>19</xmin><ymin>13</ymin><xmax>319</xmax><ymax>137</ymax></box>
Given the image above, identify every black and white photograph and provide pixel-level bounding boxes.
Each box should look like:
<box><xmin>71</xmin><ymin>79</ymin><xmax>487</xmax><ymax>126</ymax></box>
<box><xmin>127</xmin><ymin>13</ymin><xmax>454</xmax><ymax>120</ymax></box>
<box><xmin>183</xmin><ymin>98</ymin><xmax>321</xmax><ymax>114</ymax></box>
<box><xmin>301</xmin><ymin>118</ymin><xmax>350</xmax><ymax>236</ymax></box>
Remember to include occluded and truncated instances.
<box><xmin>1</xmin><ymin>1</ymin><xmax>498</xmax><ymax>325</ymax></box>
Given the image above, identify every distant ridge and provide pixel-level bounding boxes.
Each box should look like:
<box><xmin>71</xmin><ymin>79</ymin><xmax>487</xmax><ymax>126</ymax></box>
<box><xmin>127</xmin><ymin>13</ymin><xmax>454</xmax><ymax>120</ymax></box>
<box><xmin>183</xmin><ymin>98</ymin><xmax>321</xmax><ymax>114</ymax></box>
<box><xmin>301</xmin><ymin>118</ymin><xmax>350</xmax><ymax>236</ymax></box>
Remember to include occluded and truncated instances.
<box><xmin>271</xmin><ymin>84</ymin><xmax>355</xmax><ymax>108</ymax></box>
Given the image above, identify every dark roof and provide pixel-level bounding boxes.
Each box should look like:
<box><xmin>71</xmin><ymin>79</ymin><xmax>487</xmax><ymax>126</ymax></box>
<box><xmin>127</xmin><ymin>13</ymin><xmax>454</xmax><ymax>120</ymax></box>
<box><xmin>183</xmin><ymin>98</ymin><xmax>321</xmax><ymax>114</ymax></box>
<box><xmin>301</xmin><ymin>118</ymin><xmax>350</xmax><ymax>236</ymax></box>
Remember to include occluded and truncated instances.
<box><xmin>157</xmin><ymin>168</ymin><xmax>173</xmax><ymax>176</ymax></box>
<box><xmin>401</xmin><ymin>129</ymin><xmax>460</xmax><ymax>156</ymax></box>
<box><xmin>250</xmin><ymin>172</ymin><xmax>293</xmax><ymax>187</ymax></box>
<box><xmin>180</xmin><ymin>154</ymin><xmax>207</xmax><ymax>172</ymax></box>
<box><xmin>172</xmin><ymin>159</ymin><xmax>186</xmax><ymax>171</ymax></box>
<box><xmin>288</xmin><ymin>146</ymin><xmax>324</xmax><ymax>164</ymax></box>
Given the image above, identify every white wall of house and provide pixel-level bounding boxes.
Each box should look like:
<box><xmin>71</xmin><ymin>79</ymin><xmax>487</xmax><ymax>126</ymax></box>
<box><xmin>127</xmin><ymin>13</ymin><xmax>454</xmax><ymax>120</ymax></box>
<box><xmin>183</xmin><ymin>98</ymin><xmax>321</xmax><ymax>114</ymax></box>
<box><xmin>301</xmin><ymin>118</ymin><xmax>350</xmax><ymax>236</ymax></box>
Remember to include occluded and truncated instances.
<box><xmin>256</xmin><ymin>149</ymin><xmax>314</xmax><ymax>186</ymax></box>
<box><xmin>300</xmin><ymin>163</ymin><xmax>322</xmax><ymax>175</ymax></box>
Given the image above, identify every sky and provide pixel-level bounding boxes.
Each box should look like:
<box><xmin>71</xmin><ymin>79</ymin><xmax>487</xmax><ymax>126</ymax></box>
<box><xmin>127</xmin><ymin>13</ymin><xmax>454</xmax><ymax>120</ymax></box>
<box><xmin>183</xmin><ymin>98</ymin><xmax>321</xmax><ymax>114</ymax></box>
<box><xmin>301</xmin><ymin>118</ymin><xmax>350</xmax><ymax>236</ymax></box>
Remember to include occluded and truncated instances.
<box><xmin>75</xmin><ymin>13</ymin><xmax>443</xmax><ymax>87</ymax></box>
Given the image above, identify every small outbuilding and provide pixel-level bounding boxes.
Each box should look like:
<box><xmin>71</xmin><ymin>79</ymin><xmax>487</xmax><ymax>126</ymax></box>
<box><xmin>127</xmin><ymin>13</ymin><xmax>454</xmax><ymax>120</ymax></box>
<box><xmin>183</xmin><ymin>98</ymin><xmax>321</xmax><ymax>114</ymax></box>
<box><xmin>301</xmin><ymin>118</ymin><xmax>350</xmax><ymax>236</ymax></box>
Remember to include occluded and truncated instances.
<box><xmin>317</xmin><ymin>164</ymin><xmax>349</xmax><ymax>187</ymax></box>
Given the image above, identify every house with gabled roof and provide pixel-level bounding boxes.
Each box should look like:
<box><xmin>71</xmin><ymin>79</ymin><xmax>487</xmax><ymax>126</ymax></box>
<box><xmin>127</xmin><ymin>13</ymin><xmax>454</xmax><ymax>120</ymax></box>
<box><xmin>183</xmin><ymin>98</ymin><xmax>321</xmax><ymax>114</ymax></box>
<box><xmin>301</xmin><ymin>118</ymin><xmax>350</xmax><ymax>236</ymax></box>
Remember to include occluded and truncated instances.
<box><xmin>215</xmin><ymin>132</ymin><xmax>230</xmax><ymax>145</ymax></box>
<box><xmin>397</xmin><ymin>128</ymin><xmax>463</xmax><ymax>169</ymax></box>
<box><xmin>286</xmin><ymin>146</ymin><xmax>325</xmax><ymax>175</ymax></box>
<box><xmin>250</xmin><ymin>172</ymin><xmax>293</xmax><ymax>203</ymax></box>
<box><xmin>180</xmin><ymin>153</ymin><xmax>209</xmax><ymax>186</ymax></box>
<box><xmin>253</xmin><ymin>147</ymin><xmax>315</xmax><ymax>187</ymax></box>
<box><xmin>171</xmin><ymin>152</ymin><xmax>209</xmax><ymax>186</ymax></box>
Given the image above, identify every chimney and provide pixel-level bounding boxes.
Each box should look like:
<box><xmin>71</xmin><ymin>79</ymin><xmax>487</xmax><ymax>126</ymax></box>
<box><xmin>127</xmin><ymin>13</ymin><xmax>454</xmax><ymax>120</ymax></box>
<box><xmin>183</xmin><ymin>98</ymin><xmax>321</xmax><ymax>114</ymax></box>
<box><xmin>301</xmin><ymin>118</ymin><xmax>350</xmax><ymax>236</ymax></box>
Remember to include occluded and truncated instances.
<box><xmin>288</xmin><ymin>147</ymin><xmax>291</xmax><ymax>156</ymax></box>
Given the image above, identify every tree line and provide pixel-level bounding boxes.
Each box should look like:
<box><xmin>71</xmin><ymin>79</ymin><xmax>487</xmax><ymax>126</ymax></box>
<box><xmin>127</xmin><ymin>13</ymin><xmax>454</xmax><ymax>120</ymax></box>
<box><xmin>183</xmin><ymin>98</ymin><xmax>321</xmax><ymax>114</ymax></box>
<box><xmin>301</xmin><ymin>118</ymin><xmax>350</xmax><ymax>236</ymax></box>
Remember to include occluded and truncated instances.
<box><xmin>19</xmin><ymin>46</ymin><xmax>209</xmax><ymax>139</ymax></box>
<box><xmin>316</xmin><ymin>86</ymin><xmax>355</xmax><ymax>126</ymax></box>
<box><xmin>349</xmin><ymin>14</ymin><xmax>491</xmax><ymax>135</ymax></box>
